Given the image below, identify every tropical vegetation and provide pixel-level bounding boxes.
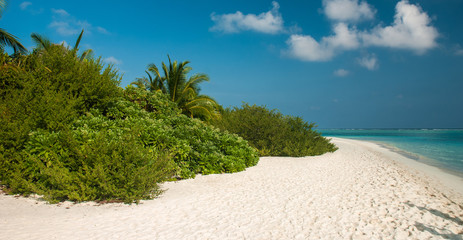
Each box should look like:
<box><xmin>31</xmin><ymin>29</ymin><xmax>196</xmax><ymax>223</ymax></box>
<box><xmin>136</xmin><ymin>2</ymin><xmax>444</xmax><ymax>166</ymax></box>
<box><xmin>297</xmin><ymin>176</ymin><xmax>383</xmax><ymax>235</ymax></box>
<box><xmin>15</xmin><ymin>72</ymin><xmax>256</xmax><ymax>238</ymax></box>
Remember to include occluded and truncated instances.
<box><xmin>1</xmin><ymin>2</ymin><xmax>336</xmax><ymax>203</ymax></box>
<box><xmin>132</xmin><ymin>56</ymin><xmax>220</xmax><ymax>122</ymax></box>
<box><xmin>213</xmin><ymin>103</ymin><xmax>338</xmax><ymax>157</ymax></box>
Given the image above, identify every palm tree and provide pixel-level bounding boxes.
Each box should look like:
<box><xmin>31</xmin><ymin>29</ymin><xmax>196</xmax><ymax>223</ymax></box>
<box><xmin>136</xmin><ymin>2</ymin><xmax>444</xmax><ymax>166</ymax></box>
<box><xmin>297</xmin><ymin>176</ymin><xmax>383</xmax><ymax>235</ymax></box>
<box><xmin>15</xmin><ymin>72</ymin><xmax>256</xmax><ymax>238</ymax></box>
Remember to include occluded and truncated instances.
<box><xmin>133</xmin><ymin>56</ymin><xmax>221</xmax><ymax>121</ymax></box>
<box><xmin>0</xmin><ymin>0</ymin><xmax>27</xmax><ymax>54</ymax></box>
<box><xmin>132</xmin><ymin>63</ymin><xmax>165</xmax><ymax>92</ymax></box>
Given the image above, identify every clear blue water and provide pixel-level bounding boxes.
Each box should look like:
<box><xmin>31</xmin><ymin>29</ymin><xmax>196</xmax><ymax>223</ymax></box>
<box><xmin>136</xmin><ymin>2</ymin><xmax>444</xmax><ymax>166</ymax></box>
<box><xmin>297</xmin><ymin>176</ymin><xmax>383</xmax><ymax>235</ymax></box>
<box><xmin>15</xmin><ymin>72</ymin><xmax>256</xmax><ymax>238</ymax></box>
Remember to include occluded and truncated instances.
<box><xmin>320</xmin><ymin>129</ymin><xmax>463</xmax><ymax>176</ymax></box>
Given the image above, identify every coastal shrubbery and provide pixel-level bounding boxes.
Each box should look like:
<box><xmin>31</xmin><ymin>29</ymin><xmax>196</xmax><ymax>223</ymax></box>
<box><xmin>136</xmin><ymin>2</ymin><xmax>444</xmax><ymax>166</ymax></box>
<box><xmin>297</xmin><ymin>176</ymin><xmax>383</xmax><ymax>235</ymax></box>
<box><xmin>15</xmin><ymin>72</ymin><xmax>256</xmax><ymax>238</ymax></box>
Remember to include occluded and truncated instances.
<box><xmin>0</xmin><ymin>22</ymin><xmax>335</xmax><ymax>203</ymax></box>
<box><xmin>213</xmin><ymin>103</ymin><xmax>338</xmax><ymax>157</ymax></box>
<box><xmin>0</xmin><ymin>45</ymin><xmax>258</xmax><ymax>203</ymax></box>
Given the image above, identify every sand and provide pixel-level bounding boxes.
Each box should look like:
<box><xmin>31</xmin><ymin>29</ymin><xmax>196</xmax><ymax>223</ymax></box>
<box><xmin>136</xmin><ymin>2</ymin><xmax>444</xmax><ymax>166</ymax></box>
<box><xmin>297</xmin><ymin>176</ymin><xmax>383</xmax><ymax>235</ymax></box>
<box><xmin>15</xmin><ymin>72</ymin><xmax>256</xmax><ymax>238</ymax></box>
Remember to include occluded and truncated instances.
<box><xmin>1</xmin><ymin>138</ymin><xmax>463</xmax><ymax>240</ymax></box>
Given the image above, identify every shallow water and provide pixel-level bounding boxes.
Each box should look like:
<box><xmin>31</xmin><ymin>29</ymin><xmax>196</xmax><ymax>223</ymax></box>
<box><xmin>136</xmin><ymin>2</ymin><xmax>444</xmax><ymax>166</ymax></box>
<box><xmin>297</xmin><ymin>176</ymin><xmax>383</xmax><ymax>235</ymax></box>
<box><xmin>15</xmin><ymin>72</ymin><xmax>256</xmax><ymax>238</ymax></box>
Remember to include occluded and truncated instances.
<box><xmin>320</xmin><ymin>129</ymin><xmax>463</xmax><ymax>176</ymax></box>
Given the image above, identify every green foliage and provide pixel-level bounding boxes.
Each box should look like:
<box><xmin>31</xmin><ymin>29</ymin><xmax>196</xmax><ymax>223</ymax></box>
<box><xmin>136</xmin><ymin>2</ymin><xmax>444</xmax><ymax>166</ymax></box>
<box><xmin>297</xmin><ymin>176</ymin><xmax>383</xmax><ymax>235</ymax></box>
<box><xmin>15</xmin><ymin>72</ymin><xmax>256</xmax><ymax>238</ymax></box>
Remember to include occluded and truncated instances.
<box><xmin>0</xmin><ymin>45</ymin><xmax>121</xmax><ymax>150</ymax></box>
<box><xmin>132</xmin><ymin>56</ymin><xmax>221</xmax><ymax>122</ymax></box>
<box><xmin>0</xmin><ymin>50</ymin><xmax>259</xmax><ymax>203</ymax></box>
<box><xmin>213</xmin><ymin>103</ymin><xmax>338</xmax><ymax>157</ymax></box>
<box><xmin>7</xmin><ymin>129</ymin><xmax>172</xmax><ymax>203</ymax></box>
<box><xmin>0</xmin><ymin>46</ymin><xmax>175</xmax><ymax>203</ymax></box>
<box><xmin>122</xmin><ymin>86</ymin><xmax>259</xmax><ymax>178</ymax></box>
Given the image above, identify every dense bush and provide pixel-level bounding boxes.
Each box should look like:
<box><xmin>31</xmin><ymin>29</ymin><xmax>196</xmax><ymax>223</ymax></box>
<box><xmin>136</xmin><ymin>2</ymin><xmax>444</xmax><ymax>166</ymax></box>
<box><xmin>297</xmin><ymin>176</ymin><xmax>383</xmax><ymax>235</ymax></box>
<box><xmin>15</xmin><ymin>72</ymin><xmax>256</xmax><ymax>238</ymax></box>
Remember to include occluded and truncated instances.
<box><xmin>213</xmin><ymin>103</ymin><xmax>338</xmax><ymax>157</ymax></box>
<box><xmin>123</xmin><ymin>86</ymin><xmax>259</xmax><ymax>178</ymax></box>
<box><xmin>0</xmin><ymin>47</ymin><xmax>259</xmax><ymax>203</ymax></box>
<box><xmin>7</xmin><ymin>129</ymin><xmax>173</xmax><ymax>203</ymax></box>
<box><xmin>0</xmin><ymin>47</ymin><xmax>170</xmax><ymax>203</ymax></box>
<box><xmin>0</xmin><ymin>46</ymin><xmax>121</xmax><ymax>151</ymax></box>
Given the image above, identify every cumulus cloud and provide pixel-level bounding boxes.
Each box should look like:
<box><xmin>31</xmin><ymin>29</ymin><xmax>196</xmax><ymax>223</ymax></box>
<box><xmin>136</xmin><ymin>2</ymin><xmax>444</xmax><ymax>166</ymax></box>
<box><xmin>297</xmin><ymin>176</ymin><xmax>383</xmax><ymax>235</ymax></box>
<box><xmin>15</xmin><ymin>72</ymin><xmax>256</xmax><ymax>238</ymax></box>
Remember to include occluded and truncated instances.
<box><xmin>286</xmin><ymin>23</ymin><xmax>359</xmax><ymax>61</ymax></box>
<box><xmin>210</xmin><ymin>1</ymin><xmax>283</xmax><ymax>34</ymax></box>
<box><xmin>286</xmin><ymin>0</ymin><xmax>438</xmax><ymax>62</ymax></box>
<box><xmin>20</xmin><ymin>1</ymin><xmax>32</xmax><ymax>10</ymax></box>
<box><xmin>361</xmin><ymin>1</ymin><xmax>438</xmax><ymax>53</ymax></box>
<box><xmin>357</xmin><ymin>54</ymin><xmax>378</xmax><ymax>70</ymax></box>
<box><xmin>286</xmin><ymin>35</ymin><xmax>334</xmax><ymax>61</ymax></box>
<box><xmin>323</xmin><ymin>0</ymin><xmax>375</xmax><ymax>22</ymax></box>
<box><xmin>104</xmin><ymin>56</ymin><xmax>122</xmax><ymax>65</ymax></box>
<box><xmin>49</xmin><ymin>8</ymin><xmax>109</xmax><ymax>36</ymax></box>
<box><xmin>334</xmin><ymin>69</ymin><xmax>349</xmax><ymax>77</ymax></box>
<box><xmin>324</xmin><ymin>23</ymin><xmax>360</xmax><ymax>50</ymax></box>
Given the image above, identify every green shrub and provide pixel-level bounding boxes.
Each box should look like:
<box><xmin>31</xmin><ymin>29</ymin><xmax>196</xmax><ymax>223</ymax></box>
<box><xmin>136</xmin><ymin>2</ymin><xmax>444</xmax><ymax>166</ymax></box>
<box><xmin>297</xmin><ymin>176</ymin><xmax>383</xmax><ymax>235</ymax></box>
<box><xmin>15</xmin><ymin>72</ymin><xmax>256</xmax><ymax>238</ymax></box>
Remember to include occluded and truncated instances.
<box><xmin>0</xmin><ymin>47</ymin><xmax>172</xmax><ymax>203</ymax></box>
<box><xmin>7</xmin><ymin>129</ymin><xmax>173</xmax><ymax>203</ymax></box>
<box><xmin>118</xmin><ymin>87</ymin><xmax>260</xmax><ymax>178</ymax></box>
<box><xmin>0</xmin><ymin>47</ymin><xmax>259</xmax><ymax>203</ymax></box>
<box><xmin>0</xmin><ymin>45</ymin><xmax>121</xmax><ymax>151</ymax></box>
<box><xmin>213</xmin><ymin>103</ymin><xmax>337</xmax><ymax>157</ymax></box>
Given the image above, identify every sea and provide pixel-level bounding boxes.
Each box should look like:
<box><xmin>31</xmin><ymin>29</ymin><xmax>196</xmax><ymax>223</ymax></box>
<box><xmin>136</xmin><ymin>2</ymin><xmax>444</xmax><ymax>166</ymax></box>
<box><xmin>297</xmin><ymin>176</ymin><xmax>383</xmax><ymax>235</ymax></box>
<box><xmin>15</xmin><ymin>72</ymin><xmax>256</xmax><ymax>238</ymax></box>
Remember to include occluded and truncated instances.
<box><xmin>320</xmin><ymin>129</ymin><xmax>463</xmax><ymax>177</ymax></box>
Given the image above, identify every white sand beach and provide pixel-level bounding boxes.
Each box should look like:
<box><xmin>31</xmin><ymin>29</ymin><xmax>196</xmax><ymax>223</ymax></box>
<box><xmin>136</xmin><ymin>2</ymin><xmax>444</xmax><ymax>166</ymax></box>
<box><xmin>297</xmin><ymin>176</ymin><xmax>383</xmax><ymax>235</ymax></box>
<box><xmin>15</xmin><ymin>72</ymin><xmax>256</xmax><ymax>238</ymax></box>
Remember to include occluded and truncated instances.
<box><xmin>1</xmin><ymin>138</ymin><xmax>462</xmax><ymax>240</ymax></box>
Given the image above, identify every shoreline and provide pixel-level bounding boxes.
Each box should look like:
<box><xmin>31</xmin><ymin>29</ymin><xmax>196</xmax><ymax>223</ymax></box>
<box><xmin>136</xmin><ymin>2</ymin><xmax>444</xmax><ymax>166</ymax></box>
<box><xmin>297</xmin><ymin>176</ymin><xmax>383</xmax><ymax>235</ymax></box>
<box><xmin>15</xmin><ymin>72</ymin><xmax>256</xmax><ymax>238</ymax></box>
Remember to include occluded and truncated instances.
<box><xmin>330</xmin><ymin>137</ymin><xmax>463</xmax><ymax>197</ymax></box>
<box><xmin>1</xmin><ymin>138</ymin><xmax>462</xmax><ymax>239</ymax></box>
<box><xmin>366</xmin><ymin>139</ymin><xmax>463</xmax><ymax>179</ymax></box>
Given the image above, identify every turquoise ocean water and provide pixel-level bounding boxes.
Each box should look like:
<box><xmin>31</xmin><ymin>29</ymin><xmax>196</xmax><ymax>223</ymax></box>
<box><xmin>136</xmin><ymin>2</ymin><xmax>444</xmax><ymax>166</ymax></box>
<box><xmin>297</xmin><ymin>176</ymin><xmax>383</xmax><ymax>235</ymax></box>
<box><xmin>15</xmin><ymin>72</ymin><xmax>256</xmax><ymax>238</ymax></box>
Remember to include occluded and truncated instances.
<box><xmin>320</xmin><ymin>129</ymin><xmax>463</xmax><ymax>177</ymax></box>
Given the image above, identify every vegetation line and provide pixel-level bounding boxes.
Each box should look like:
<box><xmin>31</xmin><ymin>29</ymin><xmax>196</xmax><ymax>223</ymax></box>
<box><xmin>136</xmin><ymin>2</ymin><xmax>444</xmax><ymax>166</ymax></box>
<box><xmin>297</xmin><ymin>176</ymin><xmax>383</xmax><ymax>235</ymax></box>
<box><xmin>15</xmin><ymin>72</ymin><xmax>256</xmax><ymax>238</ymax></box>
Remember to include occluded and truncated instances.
<box><xmin>0</xmin><ymin>0</ymin><xmax>336</xmax><ymax>204</ymax></box>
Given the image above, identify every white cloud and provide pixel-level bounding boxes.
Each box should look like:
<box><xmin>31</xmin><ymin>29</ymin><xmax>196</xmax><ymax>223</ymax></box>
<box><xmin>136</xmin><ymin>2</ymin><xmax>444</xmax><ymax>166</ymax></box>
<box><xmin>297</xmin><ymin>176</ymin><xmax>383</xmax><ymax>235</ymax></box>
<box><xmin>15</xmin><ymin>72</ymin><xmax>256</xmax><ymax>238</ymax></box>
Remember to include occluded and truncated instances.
<box><xmin>334</xmin><ymin>69</ymin><xmax>349</xmax><ymax>77</ymax></box>
<box><xmin>357</xmin><ymin>54</ymin><xmax>378</xmax><ymax>70</ymax></box>
<box><xmin>49</xmin><ymin>21</ymin><xmax>80</xmax><ymax>35</ymax></box>
<box><xmin>286</xmin><ymin>35</ymin><xmax>333</xmax><ymax>61</ymax></box>
<box><xmin>286</xmin><ymin>0</ymin><xmax>438</xmax><ymax>62</ymax></box>
<box><xmin>361</xmin><ymin>0</ymin><xmax>438</xmax><ymax>53</ymax></box>
<box><xmin>324</xmin><ymin>23</ymin><xmax>360</xmax><ymax>50</ymax></box>
<box><xmin>104</xmin><ymin>56</ymin><xmax>122</xmax><ymax>65</ymax></box>
<box><xmin>20</xmin><ymin>2</ymin><xmax>43</xmax><ymax>14</ymax></box>
<box><xmin>210</xmin><ymin>1</ymin><xmax>283</xmax><ymax>34</ymax></box>
<box><xmin>286</xmin><ymin>23</ymin><xmax>359</xmax><ymax>61</ymax></box>
<box><xmin>20</xmin><ymin>1</ymin><xmax>32</xmax><ymax>10</ymax></box>
<box><xmin>49</xmin><ymin>9</ymin><xmax>109</xmax><ymax>36</ymax></box>
<box><xmin>51</xmin><ymin>8</ymin><xmax>69</xmax><ymax>17</ymax></box>
<box><xmin>323</xmin><ymin>0</ymin><xmax>375</xmax><ymax>22</ymax></box>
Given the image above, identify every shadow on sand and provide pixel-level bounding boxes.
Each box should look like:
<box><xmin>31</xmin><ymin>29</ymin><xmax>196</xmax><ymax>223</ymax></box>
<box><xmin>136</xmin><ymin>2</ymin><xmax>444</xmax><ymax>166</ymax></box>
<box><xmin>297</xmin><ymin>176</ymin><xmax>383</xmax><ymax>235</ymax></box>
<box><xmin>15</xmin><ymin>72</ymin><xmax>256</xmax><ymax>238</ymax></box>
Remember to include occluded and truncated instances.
<box><xmin>405</xmin><ymin>201</ymin><xmax>463</xmax><ymax>240</ymax></box>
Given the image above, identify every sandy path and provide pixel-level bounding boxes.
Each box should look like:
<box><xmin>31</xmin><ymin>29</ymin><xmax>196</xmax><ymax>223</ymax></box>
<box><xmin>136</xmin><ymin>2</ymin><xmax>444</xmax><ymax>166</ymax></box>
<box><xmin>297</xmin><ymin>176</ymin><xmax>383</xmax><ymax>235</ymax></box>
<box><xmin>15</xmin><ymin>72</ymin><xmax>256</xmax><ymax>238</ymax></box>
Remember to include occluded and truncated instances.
<box><xmin>1</xmin><ymin>138</ymin><xmax>462</xmax><ymax>239</ymax></box>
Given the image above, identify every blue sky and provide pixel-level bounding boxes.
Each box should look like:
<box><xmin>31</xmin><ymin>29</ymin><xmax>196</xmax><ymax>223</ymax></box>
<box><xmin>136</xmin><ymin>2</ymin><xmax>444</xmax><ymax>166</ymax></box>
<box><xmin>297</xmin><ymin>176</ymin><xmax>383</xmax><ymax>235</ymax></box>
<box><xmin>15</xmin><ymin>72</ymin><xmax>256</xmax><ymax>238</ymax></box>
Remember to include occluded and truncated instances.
<box><xmin>2</xmin><ymin>0</ymin><xmax>463</xmax><ymax>128</ymax></box>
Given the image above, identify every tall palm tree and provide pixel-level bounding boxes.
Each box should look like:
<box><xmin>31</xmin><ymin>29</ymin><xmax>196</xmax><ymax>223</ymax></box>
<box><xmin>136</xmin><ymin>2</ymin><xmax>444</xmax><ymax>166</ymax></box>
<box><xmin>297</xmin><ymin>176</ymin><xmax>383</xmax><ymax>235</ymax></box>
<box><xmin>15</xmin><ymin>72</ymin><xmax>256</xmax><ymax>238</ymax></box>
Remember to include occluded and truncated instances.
<box><xmin>133</xmin><ymin>56</ymin><xmax>221</xmax><ymax>121</ymax></box>
<box><xmin>0</xmin><ymin>0</ymin><xmax>27</xmax><ymax>54</ymax></box>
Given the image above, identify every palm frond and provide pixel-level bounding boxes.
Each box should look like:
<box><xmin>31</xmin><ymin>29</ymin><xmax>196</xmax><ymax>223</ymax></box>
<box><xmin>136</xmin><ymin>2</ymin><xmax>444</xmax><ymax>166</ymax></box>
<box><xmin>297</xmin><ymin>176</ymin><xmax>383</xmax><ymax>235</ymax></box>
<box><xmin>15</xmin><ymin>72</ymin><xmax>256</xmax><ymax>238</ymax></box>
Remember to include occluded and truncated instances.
<box><xmin>0</xmin><ymin>0</ymin><xmax>5</xmax><ymax>9</ymax></box>
<box><xmin>74</xmin><ymin>29</ymin><xmax>84</xmax><ymax>50</ymax></box>
<box><xmin>184</xmin><ymin>73</ymin><xmax>209</xmax><ymax>94</ymax></box>
<box><xmin>0</xmin><ymin>0</ymin><xmax>6</xmax><ymax>18</ymax></box>
<box><xmin>31</xmin><ymin>32</ymin><xmax>52</xmax><ymax>51</ymax></box>
<box><xmin>131</xmin><ymin>77</ymin><xmax>149</xmax><ymax>90</ymax></box>
<box><xmin>0</xmin><ymin>28</ymin><xmax>27</xmax><ymax>54</ymax></box>
<box><xmin>79</xmin><ymin>49</ymin><xmax>93</xmax><ymax>61</ymax></box>
<box><xmin>147</xmin><ymin>63</ymin><xmax>161</xmax><ymax>79</ymax></box>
